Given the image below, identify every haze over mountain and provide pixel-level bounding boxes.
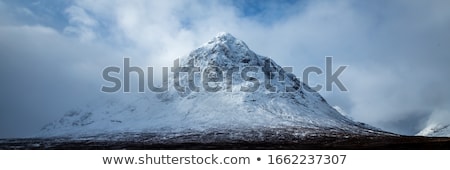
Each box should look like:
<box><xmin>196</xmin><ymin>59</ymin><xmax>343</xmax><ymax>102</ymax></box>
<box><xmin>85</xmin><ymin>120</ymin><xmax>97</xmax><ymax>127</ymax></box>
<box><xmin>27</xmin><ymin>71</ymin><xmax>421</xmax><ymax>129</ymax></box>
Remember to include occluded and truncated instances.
<box><xmin>417</xmin><ymin>123</ymin><xmax>450</xmax><ymax>137</ymax></box>
<box><xmin>40</xmin><ymin>32</ymin><xmax>382</xmax><ymax>138</ymax></box>
<box><xmin>1</xmin><ymin>1</ymin><xmax>450</xmax><ymax>139</ymax></box>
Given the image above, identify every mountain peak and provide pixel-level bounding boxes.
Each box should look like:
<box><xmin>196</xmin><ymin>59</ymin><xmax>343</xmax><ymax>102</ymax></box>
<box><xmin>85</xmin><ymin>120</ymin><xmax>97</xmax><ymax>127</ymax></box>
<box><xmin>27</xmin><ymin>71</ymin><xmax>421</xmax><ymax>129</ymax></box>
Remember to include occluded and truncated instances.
<box><xmin>213</xmin><ymin>32</ymin><xmax>237</xmax><ymax>42</ymax></box>
<box><xmin>206</xmin><ymin>32</ymin><xmax>236</xmax><ymax>45</ymax></box>
<box><xmin>184</xmin><ymin>32</ymin><xmax>257</xmax><ymax>68</ymax></box>
<box><xmin>206</xmin><ymin>32</ymin><xmax>249</xmax><ymax>51</ymax></box>
<box><xmin>39</xmin><ymin>32</ymin><xmax>380</xmax><ymax>138</ymax></box>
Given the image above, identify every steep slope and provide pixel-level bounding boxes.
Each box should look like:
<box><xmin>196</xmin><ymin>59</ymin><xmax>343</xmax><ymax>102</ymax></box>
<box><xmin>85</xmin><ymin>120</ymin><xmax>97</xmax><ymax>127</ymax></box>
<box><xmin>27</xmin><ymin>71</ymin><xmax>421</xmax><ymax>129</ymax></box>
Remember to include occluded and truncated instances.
<box><xmin>417</xmin><ymin>124</ymin><xmax>450</xmax><ymax>137</ymax></box>
<box><xmin>40</xmin><ymin>32</ymin><xmax>381</xmax><ymax>137</ymax></box>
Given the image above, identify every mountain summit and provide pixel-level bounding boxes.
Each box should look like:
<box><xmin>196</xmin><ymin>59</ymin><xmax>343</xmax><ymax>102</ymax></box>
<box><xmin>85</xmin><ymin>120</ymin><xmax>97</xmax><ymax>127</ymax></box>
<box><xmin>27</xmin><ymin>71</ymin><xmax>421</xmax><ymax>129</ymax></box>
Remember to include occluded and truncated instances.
<box><xmin>41</xmin><ymin>32</ymin><xmax>382</xmax><ymax>138</ymax></box>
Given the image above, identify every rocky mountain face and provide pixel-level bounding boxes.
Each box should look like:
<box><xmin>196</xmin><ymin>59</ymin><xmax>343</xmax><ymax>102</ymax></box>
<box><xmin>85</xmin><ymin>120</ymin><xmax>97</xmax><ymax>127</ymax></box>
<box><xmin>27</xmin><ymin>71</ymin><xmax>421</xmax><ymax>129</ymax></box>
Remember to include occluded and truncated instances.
<box><xmin>40</xmin><ymin>32</ymin><xmax>384</xmax><ymax>138</ymax></box>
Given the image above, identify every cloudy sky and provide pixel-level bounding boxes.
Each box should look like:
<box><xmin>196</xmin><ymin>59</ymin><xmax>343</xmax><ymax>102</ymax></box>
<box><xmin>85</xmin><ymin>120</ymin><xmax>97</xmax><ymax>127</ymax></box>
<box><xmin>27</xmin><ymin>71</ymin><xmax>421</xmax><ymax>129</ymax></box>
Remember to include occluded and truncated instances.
<box><xmin>1</xmin><ymin>0</ymin><xmax>449</xmax><ymax>138</ymax></box>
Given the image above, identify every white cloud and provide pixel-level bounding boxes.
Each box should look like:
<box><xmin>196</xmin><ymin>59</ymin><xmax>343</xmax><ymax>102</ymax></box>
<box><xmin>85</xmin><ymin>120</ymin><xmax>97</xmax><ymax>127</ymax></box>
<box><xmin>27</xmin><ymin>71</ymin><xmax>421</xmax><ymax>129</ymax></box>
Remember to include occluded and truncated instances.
<box><xmin>0</xmin><ymin>24</ymin><xmax>124</xmax><ymax>137</ymax></box>
<box><xmin>64</xmin><ymin>6</ymin><xmax>98</xmax><ymax>41</ymax></box>
<box><xmin>1</xmin><ymin>0</ymin><xmax>450</xmax><ymax>137</ymax></box>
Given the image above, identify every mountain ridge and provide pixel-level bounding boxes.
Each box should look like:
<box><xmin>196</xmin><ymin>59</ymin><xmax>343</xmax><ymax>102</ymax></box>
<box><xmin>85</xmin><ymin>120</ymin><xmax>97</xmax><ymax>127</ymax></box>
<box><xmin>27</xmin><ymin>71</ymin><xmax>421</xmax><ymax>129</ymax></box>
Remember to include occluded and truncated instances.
<box><xmin>417</xmin><ymin>123</ymin><xmax>450</xmax><ymax>137</ymax></box>
<box><xmin>40</xmin><ymin>32</ymin><xmax>384</xmax><ymax>138</ymax></box>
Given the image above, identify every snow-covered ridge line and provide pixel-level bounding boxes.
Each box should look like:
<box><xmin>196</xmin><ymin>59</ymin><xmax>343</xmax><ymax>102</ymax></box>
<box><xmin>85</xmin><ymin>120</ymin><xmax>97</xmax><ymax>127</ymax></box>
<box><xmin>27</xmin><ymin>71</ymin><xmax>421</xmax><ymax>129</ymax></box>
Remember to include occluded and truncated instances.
<box><xmin>40</xmin><ymin>32</ymin><xmax>381</xmax><ymax>138</ymax></box>
<box><xmin>417</xmin><ymin>123</ymin><xmax>450</xmax><ymax>137</ymax></box>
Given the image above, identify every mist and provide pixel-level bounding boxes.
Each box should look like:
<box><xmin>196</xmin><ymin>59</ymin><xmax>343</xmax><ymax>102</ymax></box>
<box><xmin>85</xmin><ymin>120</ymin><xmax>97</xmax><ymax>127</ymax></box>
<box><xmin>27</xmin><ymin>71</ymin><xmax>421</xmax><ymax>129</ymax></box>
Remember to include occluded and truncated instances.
<box><xmin>1</xmin><ymin>0</ymin><xmax>449</xmax><ymax>137</ymax></box>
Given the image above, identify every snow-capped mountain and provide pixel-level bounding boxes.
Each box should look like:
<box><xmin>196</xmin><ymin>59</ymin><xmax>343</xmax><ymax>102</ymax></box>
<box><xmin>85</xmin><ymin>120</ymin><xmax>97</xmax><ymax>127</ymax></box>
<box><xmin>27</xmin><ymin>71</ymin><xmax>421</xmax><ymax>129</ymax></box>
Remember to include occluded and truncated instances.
<box><xmin>417</xmin><ymin>124</ymin><xmax>450</xmax><ymax>137</ymax></box>
<box><xmin>40</xmin><ymin>32</ymin><xmax>381</xmax><ymax>137</ymax></box>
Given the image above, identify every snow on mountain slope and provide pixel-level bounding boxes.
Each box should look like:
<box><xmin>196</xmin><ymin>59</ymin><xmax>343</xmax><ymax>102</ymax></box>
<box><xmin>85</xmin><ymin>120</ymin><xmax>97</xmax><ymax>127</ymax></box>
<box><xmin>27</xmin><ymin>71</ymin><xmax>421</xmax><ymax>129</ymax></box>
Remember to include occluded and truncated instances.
<box><xmin>40</xmin><ymin>32</ymin><xmax>379</xmax><ymax>137</ymax></box>
<box><xmin>417</xmin><ymin>124</ymin><xmax>450</xmax><ymax>137</ymax></box>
